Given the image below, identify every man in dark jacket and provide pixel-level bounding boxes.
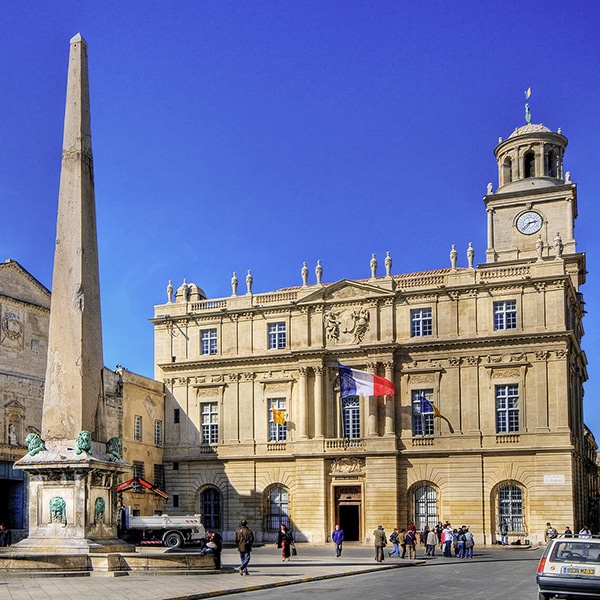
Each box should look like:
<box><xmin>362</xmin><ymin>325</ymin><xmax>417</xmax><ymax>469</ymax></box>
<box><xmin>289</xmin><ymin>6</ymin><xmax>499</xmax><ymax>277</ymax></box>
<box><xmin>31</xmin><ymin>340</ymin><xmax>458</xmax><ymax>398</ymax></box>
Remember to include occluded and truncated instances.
<box><xmin>0</xmin><ymin>523</ymin><xmax>11</xmax><ymax>547</ymax></box>
<box><xmin>373</xmin><ymin>525</ymin><xmax>387</xmax><ymax>562</ymax></box>
<box><xmin>235</xmin><ymin>519</ymin><xmax>254</xmax><ymax>575</ymax></box>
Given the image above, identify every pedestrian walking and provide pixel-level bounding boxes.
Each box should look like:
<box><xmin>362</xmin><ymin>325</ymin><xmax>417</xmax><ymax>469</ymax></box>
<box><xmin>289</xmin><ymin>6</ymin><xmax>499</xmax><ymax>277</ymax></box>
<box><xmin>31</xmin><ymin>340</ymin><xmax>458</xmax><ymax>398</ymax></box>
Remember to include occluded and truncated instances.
<box><xmin>332</xmin><ymin>524</ymin><xmax>344</xmax><ymax>557</ymax></box>
<box><xmin>373</xmin><ymin>525</ymin><xmax>387</xmax><ymax>562</ymax></box>
<box><xmin>405</xmin><ymin>528</ymin><xmax>417</xmax><ymax>559</ymax></box>
<box><xmin>399</xmin><ymin>528</ymin><xmax>407</xmax><ymax>558</ymax></box>
<box><xmin>235</xmin><ymin>519</ymin><xmax>254</xmax><ymax>575</ymax></box>
<box><xmin>276</xmin><ymin>524</ymin><xmax>294</xmax><ymax>561</ymax></box>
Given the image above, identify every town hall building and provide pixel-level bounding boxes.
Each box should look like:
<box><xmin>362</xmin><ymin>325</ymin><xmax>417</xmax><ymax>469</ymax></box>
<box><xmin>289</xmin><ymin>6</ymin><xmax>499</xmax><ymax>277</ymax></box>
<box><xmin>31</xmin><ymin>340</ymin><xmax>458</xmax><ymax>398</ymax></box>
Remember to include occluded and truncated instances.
<box><xmin>152</xmin><ymin>119</ymin><xmax>599</xmax><ymax>545</ymax></box>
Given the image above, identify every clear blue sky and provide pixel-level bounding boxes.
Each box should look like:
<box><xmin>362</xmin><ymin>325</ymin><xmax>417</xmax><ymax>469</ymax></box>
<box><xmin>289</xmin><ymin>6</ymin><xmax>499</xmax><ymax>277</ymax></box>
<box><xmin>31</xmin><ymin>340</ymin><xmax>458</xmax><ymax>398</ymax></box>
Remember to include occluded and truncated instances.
<box><xmin>2</xmin><ymin>2</ymin><xmax>600</xmax><ymax>432</ymax></box>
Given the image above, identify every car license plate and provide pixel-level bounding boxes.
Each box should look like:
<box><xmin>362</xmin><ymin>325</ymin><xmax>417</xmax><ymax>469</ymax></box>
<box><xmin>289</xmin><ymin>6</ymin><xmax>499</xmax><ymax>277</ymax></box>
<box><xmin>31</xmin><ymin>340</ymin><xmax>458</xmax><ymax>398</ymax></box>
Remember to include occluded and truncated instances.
<box><xmin>561</xmin><ymin>567</ymin><xmax>596</xmax><ymax>575</ymax></box>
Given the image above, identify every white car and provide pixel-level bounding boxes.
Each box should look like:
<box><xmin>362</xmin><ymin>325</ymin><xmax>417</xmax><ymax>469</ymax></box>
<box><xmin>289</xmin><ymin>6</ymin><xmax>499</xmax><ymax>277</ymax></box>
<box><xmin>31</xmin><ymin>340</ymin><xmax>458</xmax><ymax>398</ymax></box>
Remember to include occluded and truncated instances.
<box><xmin>537</xmin><ymin>535</ymin><xmax>600</xmax><ymax>599</ymax></box>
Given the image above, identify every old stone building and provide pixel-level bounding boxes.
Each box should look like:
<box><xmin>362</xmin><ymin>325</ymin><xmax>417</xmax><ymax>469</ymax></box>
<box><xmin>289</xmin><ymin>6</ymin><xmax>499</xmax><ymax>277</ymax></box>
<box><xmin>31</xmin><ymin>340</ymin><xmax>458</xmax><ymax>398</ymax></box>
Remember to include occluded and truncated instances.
<box><xmin>0</xmin><ymin>260</ymin><xmax>166</xmax><ymax>531</ymax></box>
<box><xmin>0</xmin><ymin>260</ymin><xmax>50</xmax><ymax>530</ymax></box>
<box><xmin>118</xmin><ymin>368</ymin><xmax>167</xmax><ymax>516</ymax></box>
<box><xmin>153</xmin><ymin>118</ymin><xmax>598</xmax><ymax>546</ymax></box>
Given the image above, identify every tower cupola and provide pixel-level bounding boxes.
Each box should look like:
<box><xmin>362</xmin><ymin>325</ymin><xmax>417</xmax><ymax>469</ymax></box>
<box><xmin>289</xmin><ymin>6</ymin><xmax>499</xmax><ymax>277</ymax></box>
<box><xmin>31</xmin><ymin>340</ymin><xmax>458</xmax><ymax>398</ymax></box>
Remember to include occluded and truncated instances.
<box><xmin>493</xmin><ymin>123</ymin><xmax>568</xmax><ymax>193</ymax></box>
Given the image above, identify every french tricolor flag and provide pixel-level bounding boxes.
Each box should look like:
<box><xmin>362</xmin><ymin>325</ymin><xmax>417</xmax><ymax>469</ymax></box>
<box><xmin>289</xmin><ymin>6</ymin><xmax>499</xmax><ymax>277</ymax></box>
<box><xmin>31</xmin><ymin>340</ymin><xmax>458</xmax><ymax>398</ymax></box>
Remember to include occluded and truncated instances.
<box><xmin>338</xmin><ymin>363</ymin><xmax>395</xmax><ymax>399</ymax></box>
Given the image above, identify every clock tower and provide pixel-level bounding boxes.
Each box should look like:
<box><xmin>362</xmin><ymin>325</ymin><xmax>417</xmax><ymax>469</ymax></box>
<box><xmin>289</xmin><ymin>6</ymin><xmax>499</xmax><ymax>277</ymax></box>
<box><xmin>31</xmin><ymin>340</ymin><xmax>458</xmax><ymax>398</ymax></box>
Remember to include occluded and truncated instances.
<box><xmin>484</xmin><ymin>121</ymin><xmax>577</xmax><ymax>264</ymax></box>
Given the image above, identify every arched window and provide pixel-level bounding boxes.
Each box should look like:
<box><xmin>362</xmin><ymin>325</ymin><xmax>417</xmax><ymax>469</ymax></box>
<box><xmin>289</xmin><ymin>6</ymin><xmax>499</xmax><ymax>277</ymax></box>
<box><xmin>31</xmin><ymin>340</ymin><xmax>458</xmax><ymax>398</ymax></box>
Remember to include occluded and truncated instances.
<box><xmin>524</xmin><ymin>151</ymin><xmax>536</xmax><ymax>178</ymax></box>
<box><xmin>200</xmin><ymin>487</ymin><xmax>221</xmax><ymax>530</ymax></box>
<box><xmin>502</xmin><ymin>157</ymin><xmax>513</xmax><ymax>184</ymax></box>
<box><xmin>414</xmin><ymin>484</ymin><xmax>438</xmax><ymax>530</ymax></box>
<box><xmin>497</xmin><ymin>484</ymin><xmax>524</xmax><ymax>533</ymax></box>
<box><xmin>547</xmin><ymin>150</ymin><xmax>559</xmax><ymax>177</ymax></box>
<box><xmin>266</xmin><ymin>486</ymin><xmax>289</xmax><ymax>531</ymax></box>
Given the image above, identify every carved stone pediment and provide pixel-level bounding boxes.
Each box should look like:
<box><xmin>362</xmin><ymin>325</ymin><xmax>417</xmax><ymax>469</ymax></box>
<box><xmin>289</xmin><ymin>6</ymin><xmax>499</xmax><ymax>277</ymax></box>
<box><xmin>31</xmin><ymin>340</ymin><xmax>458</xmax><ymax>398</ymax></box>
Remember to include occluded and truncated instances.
<box><xmin>297</xmin><ymin>279</ymin><xmax>395</xmax><ymax>305</ymax></box>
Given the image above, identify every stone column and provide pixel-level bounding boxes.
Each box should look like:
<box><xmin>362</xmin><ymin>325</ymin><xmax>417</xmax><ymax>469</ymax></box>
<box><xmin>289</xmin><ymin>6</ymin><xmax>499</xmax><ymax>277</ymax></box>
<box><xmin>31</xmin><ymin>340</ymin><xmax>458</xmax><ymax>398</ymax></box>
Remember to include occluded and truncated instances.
<box><xmin>367</xmin><ymin>363</ymin><xmax>378</xmax><ymax>437</ymax></box>
<box><xmin>298</xmin><ymin>367</ymin><xmax>309</xmax><ymax>439</ymax></box>
<box><xmin>486</xmin><ymin>208</ymin><xmax>494</xmax><ymax>251</ymax></box>
<box><xmin>314</xmin><ymin>366</ymin><xmax>324</xmax><ymax>438</ymax></box>
<box><xmin>384</xmin><ymin>361</ymin><xmax>395</xmax><ymax>436</ymax></box>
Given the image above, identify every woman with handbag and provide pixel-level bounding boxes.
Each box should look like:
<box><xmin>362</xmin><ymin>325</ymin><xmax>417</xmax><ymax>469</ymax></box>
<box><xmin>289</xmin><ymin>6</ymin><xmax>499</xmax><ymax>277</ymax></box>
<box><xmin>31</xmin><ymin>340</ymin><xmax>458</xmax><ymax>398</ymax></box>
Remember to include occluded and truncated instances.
<box><xmin>276</xmin><ymin>524</ymin><xmax>294</xmax><ymax>561</ymax></box>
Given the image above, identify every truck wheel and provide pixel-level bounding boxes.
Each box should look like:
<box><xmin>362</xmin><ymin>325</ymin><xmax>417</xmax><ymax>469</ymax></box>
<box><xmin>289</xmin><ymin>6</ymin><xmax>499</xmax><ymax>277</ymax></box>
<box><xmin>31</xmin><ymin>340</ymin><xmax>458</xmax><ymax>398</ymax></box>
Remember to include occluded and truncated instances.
<box><xmin>163</xmin><ymin>531</ymin><xmax>184</xmax><ymax>548</ymax></box>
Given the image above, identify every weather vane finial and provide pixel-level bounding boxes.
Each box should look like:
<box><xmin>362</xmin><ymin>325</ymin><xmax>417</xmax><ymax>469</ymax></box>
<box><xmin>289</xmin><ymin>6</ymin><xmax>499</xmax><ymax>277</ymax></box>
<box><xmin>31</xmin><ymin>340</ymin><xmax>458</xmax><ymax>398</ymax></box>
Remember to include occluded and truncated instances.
<box><xmin>524</xmin><ymin>87</ymin><xmax>532</xmax><ymax>124</ymax></box>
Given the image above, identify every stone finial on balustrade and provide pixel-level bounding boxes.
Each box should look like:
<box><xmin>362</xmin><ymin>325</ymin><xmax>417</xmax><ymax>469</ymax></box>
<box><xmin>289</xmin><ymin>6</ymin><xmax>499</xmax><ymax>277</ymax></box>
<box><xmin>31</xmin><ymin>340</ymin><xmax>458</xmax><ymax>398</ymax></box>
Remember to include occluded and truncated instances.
<box><xmin>315</xmin><ymin>260</ymin><xmax>323</xmax><ymax>285</ymax></box>
<box><xmin>231</xmin><ymin>272</ymin><xmax>238</xmax><ymax>296</ymax></box>
<box><xmin>246</xmin><ymin>270</ymin><xmax>253</xmax><ymax>294</ymax></box>
<box><xmin>450</xmin><ymin>245</ymin><xmax>458</xmax><ymax>270</ymax></box>
<box><xmin>467</xmin><ymin>242</ymin><xmax>474</xmax><ymax>269</ymax></box>
<box><xmin>176</xmin><ymin>278</ymin><xmax>189</xmax><ymax>303</ymax></box>
<box><xmin>301</xmin><ymin>262</ymin><xmax>308</xmax><ymax>287</ymax></box>
<box><xmin>384</xmin><ymin>251</ymin><xmax>392</xmax><ymax>277</ymax></box>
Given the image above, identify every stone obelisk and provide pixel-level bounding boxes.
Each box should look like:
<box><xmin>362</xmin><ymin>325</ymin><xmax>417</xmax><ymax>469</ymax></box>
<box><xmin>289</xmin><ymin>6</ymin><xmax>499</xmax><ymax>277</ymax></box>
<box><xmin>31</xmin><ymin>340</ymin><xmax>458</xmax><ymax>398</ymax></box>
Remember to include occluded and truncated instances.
<box><xmin>42</xmin><ymin>32</ymin><xmax>104</xmax><ymax>442</ymax></box>
<box><xmin>12</xmin><ymin>34</ymin><xmax>131</xmax><ymax>557</ymax></box>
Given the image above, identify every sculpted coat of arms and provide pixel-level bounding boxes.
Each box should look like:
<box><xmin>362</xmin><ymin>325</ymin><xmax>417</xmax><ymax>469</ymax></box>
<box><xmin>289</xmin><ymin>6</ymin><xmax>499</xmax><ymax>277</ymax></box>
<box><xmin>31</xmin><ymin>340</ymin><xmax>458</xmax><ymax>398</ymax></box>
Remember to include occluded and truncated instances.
<box><xmin>324</xmin><ymin>308</ymin><xmax>370</xmax><ymax>344</ymax></box>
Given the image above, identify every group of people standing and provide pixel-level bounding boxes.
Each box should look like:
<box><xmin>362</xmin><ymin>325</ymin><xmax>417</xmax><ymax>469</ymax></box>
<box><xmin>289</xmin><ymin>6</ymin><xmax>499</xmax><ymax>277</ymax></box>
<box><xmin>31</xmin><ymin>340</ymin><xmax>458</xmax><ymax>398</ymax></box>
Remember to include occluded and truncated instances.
<box><xmin>369</xmin><ymin>521</ymin><xmax>475</xmax><ymax>561</ymax></box>
<box><xmin>545</xmin><ymin>522</ymin><xmax>593</xmax><ymax>542</ymax></box>
<box><xmin>439</xmin><ymin>522</ymin><xmax>474</xmax><ymax>558</ymax></box>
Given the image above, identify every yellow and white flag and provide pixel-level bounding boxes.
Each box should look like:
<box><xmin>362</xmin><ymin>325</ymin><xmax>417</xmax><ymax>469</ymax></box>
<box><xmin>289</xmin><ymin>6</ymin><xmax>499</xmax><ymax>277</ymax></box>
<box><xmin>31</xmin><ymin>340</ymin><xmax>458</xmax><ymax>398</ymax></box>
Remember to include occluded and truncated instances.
<box><xmin>525</xmin><ymin>87</ymin><xmax>531</xmax><ymax>99</ymax></box>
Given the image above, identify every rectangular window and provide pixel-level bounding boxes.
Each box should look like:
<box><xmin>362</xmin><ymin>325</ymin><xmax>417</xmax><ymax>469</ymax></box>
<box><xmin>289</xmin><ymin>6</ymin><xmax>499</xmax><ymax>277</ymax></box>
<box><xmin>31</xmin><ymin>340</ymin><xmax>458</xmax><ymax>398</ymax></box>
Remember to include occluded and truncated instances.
<box><xmin>153</xmin><ymin>464</ymin><xmax>165</xmax><ymax>491</ymax></box>
<box><xmin>342</xmin><ymin>396</ymin><xmax>361</xmax><ymax>439</ymax></box>
<box><xmin>201</xmin><ymin>402</ymin><xmax>219</xmax><ymax>445</ymax></box>
<box><xmin>173</xmin><ymin>462</ymin><xmax>179</xmax><ymax>471</ymax></box>
<box><xmin>134</xmin><ymin>415</ymin><xmax>143</xmax><ymax>441</ymax></box>
<box><xmin>494</xmin><ymin>300</ymin><xmax>517</xmax><ymax>330</ymax></box>
<box><xmin>496</xmin><ymin>384</ymin><xmax>519</xmax><ymax>433</ymax></box>
<box><xmin>133</xmin><ymin>461</ymin><xmax>145</xmax><ymax>492</ymax></box>
<box><xmin>173</xmin><ymin>494</ymin><xmax>179</xmax><ymax>508</ymax></box>
<box><xmin>174</xmin><ymin>408</ymin><xmax>180</xmax><ymax>424</ymax></box>
<box><xmin>411</xmin><ymin>308</ymin><xmax>433</xmax><ymax>337</ymax></box>
<box><xmin>200</xmin><ymin>329</ymin><xmax>218</xmax><ymax>355</ymax></box>
<box><xmin>268</xmin><ymin>398</ymin><xmax>287</xmax><ymax>442</ymax></box>
<box><xmin>412</xmin><ymin>390</ymin><xmax>435</xmax><ymax>436</ymax></box>
<box><xmin>268</xmin><ymin>322</ymin><xmax>286</xmax><ymax>349</ymax></box>
<box><xmin>154</xmin><ymin>420</ymin><xmax>163</xmax><ymax>446</ymax></box>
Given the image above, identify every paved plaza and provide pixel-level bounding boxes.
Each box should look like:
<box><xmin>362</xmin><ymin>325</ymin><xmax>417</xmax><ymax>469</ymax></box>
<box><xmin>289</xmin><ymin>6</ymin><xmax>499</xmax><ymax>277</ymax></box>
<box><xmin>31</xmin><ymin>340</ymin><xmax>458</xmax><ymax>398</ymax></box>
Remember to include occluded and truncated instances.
<box><xmin>0</xmin><ymin>543</ymin><xmax>537</xmax><ymax>600</ymax></box>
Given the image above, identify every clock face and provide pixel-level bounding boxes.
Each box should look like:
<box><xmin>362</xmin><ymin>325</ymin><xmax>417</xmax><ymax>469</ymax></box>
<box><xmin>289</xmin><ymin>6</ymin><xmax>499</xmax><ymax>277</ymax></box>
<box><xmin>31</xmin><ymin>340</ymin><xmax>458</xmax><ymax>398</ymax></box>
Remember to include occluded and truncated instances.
<box><xmin>516</xmin><ymin>211</ymin><xmax>543</xmax><ymax>235</ymax></box>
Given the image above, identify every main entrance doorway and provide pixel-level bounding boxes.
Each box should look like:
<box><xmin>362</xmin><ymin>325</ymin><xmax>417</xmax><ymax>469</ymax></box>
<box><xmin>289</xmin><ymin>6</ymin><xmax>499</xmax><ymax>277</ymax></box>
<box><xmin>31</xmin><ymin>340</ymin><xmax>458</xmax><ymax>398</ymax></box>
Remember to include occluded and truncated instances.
<box><xmin>335</xmin><ymin>486</ymin><xmax>361</xmax><ymax>541</ymax></box>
